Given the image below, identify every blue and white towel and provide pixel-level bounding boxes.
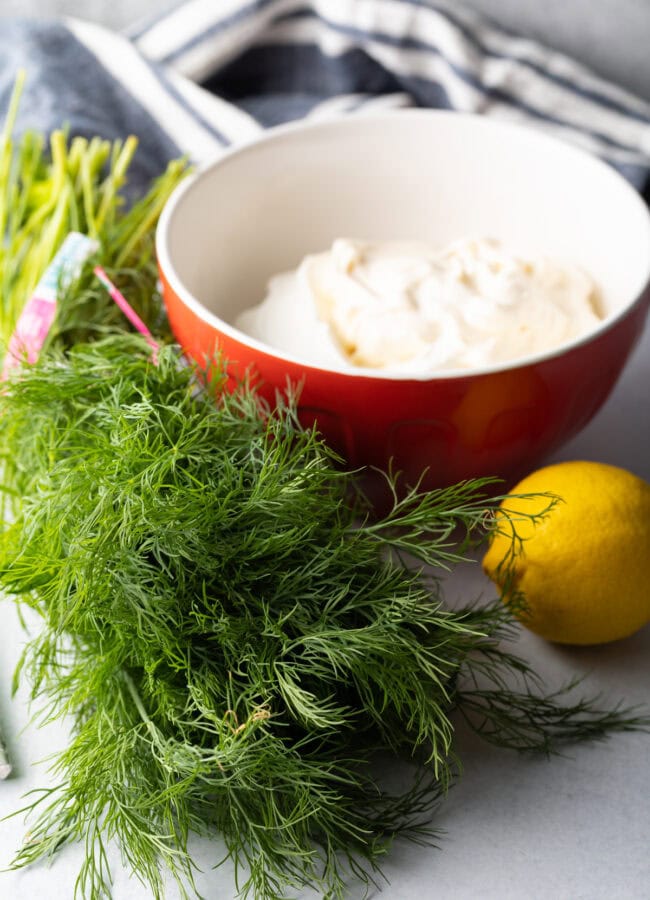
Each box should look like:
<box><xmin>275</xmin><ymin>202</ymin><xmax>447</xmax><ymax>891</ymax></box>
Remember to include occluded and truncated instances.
<box><xmin>1</xmin><ymin>0</ymin><xmax>650</xmax><ymax>193</ymax></box>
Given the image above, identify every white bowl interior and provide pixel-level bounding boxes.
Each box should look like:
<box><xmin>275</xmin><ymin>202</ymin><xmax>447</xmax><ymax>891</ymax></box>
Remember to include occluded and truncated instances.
<box><xmin>159</xmin><ymin>111</ymin><xmax>650</xmax><ymax>361</ymax></box>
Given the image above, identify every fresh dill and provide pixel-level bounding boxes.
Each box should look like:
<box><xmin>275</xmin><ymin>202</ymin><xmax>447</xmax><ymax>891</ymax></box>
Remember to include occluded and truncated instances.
<box><xmin>0</xmin><ymin>338</ymin><xmax>645</xmax><ymax>900</ymax></box>
<box><xmin>0</xmin><ymin>72</ymin><xmax>187</xmax><ymax>355</ymax></box>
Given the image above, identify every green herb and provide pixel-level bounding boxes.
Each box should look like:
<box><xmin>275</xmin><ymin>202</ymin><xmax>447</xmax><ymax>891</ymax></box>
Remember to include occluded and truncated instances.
<box><xmin>0</xmin><ymin>72</ymin><xmax>187</xmax><ymax>355</ymax></box>
<box><xmin>0</xmin><ymin>337</ymin><xmax>645</xmax><ymax>900</ymax></box>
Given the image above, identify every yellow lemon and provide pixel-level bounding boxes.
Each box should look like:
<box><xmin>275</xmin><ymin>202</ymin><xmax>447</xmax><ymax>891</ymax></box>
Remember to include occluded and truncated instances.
<box><xmin>482</xmin><ymin>461</ymin><xmax>650</xmax><ymax>645</ymax></box>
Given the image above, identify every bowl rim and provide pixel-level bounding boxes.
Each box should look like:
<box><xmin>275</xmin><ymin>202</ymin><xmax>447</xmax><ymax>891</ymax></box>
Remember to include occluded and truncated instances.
<box><xmin>156</xmin><ymin>109</ymin><xmax>650</xmax><ymax>382</ymax></box>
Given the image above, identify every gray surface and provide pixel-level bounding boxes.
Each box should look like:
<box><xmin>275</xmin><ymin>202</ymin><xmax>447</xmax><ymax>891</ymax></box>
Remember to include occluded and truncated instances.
<box><xmin>0</xmin><ymin>0</ymin><xmax>158</xmax><ymax>30</ymax></box>
<box><xmin>0</xmin><ymin>322</ymin><xmax>649</xmax><ymax>898</ymax></box>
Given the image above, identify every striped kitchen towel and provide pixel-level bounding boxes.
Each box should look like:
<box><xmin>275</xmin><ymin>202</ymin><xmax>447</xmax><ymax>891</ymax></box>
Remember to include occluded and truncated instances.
<box><xmin>1</xmin><ymin>1</ymin><xmax>650</xmax><ymax>192</ymax></box>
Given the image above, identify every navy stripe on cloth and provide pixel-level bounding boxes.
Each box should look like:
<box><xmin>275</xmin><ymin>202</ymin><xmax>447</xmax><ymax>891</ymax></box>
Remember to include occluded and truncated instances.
<box><xmin>205</xmin><ymin>43</ymin><xmax>407</xmax><ymax>107</ymax></box>
<box><xmin>153</xmin><ymin>63</ymin><xmax>230</xmax><ymax>144</ymax></box>
<box><xmin>155</xmin><ymin>0</ymin><xmax>279</xmax><ymax>67</ymax></box>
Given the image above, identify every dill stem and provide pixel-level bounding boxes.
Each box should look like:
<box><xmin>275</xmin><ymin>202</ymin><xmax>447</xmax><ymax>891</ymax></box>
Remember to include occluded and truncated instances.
<box><xmin>122</xmin><ymin>670</ymin><xmax>160</xmax><ymax>747</ymax></box>
<box><xmin>94</xmin><ymin>135</ymin><xmax>138</xmax><ymax>234</ymax></box>
<box><xmin>115</xmin><ymin>159</ymin><xmax>186</xmax><ymax>267</ymax></box>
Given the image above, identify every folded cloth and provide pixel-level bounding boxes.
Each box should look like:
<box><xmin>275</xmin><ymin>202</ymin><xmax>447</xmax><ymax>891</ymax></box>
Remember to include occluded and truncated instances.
<box><xmin>1</xmin><ymin>0</ymin><xmax>650</xmax><ymax>193</ymax></box>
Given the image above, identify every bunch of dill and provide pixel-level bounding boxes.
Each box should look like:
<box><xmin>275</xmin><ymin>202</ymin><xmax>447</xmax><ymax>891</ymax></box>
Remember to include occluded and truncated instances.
<box><xmin>0</xmin><ymin>336</ymin><xmax>644</xmax><ymax>900</ymax></box>
<box><xmin>0</xmin><ymin>72</ymin><xmax>187</xmax><ymax>355</ymax></box>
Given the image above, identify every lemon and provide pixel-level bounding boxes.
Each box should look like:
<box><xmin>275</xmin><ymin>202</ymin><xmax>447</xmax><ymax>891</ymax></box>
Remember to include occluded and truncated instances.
<box><xmin>482</xmin><ymin>461</ymin><xmax>650</xmax><ymax>645</ymax></box>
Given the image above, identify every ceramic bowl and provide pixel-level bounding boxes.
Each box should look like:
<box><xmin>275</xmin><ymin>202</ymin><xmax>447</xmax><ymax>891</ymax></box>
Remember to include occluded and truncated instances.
<box><xmin>156</xmin><ymin>111</ymin><xmax>650</xmax><ymax>496</ymax></box>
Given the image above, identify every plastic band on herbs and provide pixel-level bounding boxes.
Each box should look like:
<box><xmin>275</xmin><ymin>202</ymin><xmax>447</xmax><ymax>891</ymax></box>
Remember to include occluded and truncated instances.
<box><xmin>94</xmin><ymin>266</ymin><xmax>160</xmax><ymax>362</ymax></box>
<box><xmin>1</xmin><ymin>232</ymin><xmax>99</xmax><ymax>379</ymax></box>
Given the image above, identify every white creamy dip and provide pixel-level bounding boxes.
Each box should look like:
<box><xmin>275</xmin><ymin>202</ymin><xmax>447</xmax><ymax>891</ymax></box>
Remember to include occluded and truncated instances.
<box><xmin>235</xmin><ymin>238</ymin><xmax>602</xmax><ymax>373</ymax></box>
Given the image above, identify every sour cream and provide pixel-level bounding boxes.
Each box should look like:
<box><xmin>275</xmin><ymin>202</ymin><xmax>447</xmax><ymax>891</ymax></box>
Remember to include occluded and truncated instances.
<box><xmin>235</xmin><ymin>238</ymin><xmax>602</xmax><ymax>373</ymax></box>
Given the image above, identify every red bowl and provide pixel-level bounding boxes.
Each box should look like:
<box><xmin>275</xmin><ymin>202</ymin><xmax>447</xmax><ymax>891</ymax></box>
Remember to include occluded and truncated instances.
<box><xmin>157</xmin><ymin>112</ymin><xmax>650</xmax><ymax>494</ymax></box>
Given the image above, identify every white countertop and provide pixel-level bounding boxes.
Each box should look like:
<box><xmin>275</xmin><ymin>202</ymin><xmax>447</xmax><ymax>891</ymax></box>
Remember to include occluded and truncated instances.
<box><xmin>1</xmin><ymin>319</ymin><xmax>649</xmax><ymax>900</ymax></box>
